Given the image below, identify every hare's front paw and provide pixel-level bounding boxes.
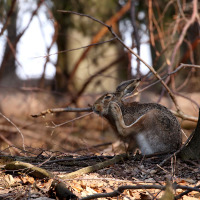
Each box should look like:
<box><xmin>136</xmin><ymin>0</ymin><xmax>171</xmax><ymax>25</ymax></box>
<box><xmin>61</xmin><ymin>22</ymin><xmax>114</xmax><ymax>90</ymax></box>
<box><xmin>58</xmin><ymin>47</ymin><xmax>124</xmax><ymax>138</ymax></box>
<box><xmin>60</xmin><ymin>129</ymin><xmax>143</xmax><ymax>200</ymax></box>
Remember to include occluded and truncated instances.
<box><xmin>110</xmin><ymin>102</ymin><xmax>122</xmax><ymax>117</ymax></box>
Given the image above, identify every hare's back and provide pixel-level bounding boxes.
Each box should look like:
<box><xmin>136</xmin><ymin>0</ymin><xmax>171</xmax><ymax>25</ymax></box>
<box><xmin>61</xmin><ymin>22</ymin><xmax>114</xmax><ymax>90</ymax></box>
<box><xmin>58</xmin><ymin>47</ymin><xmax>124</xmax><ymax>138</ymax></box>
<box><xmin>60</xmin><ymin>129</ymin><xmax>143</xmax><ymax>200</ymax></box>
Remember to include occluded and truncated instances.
<box><xmin>121</xmin><ymin>102</ymin><xmax>180</xmax><ymax>128</ymax></box>
<box><xmin>121</xmin><ymin>102</ymin><xmax>182</xmax><ymax>153</ymax></box>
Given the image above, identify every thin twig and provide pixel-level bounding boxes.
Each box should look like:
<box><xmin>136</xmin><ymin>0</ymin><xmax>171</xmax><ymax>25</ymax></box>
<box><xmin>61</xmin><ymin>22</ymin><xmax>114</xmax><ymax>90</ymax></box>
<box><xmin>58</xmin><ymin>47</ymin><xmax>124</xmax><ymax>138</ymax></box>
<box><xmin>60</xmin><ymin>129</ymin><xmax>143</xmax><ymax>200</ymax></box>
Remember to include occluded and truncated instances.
<box><xmin>132</xmin><ymin>63</ymin><xmax>200</xmax><ymax>122</ymax></box>
<box><xmin>47</xmin><ymin>112</ymin><xmax>93</xmax><ymax>128</ymax></box>
<box><xmin>74</xmin><ymin>54</ymin><xmax>126</xmax><ymax>101</ymax></box>
<box><xmin>170</xmin><ymin>0</ymin><xmax>198</xmax><ymax>68</ymax></box>
<box><xmin>58</xmin><ymin>1</ymin><xmax>131</xmax><ymax>83</ymax></box>
<box><xmin>0</xmin><ymin>112</ymin><xmax>25</xmax><ymax>151</ymax></box>
<box><xmin>34</xmin><ymin>37</ymin><xmax>117</xmax><ymax>59</ymax></box>
<box><xmin>0</xmin><ymin>134</ymin><xmax>22</xmax><ymax>155</ymax></box>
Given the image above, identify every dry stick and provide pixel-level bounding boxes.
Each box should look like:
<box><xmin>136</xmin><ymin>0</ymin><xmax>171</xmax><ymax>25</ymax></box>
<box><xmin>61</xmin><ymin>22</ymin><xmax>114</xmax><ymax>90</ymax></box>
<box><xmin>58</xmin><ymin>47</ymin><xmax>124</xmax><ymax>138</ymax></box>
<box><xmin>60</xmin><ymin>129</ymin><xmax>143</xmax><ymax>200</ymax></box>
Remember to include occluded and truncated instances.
<box><xmin>46</xmin><ymin>154</ymin><xmax>113</xmax><ymax>165</ymax></box>
<box><xmin>5</xmin><ymin>161</ymin><xmax>77</xmax><ymax>199</ymax></box>
<box><xmin>59</xmin><ymin>154</ymin><xmax>128</xmax><ymax>179</ymax></box>
<box><xmin>0</xmin><ymin>112</ymin><xmax>25</xmax><ymax>151</ymax></box>
<box><xmin>31</xmin><ymin>107</ymin><xmax>93</xmax><ymax>118</ymax></box>
<box><xmin>175</xmin><ymin>184</ymin><xmax>200</xmax><ymax>199</ymax></box>
<box><xmin>158</xmin><ymin>0</ymin><xmax>175</xmax><ymax>25</ymax></box>
<box><xmin>59</xmin><ymin>11</ymin><xmax>181</xmax><ymax>115</ymax></box>
<box><xmin>81</xmin><ymin>185</ymin><xmax>165</xmax><ymax>200</ymax></box>
<box><xmin>80</xmin><ymin>183</ymin><xmax>200</xmax><ymax>200</ymax></box>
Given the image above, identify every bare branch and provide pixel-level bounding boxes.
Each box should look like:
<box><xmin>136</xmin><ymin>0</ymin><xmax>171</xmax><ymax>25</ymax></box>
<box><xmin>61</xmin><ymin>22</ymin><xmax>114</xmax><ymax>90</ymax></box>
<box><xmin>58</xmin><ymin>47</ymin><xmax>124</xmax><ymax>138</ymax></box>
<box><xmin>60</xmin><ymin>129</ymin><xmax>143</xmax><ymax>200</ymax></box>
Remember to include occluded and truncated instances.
<box><xmin>34</xmin><ymin>37</ymin><xmax>117</xmax><ymax>58</ymax></box>
<box><xmin>74</xmin><ymin>54</ymin><xmax>126</xmax><ymax>101</ymax></box>
<box><xmin>32</xmin><ymin>63</ymin><xmax>200</xmax><ymax>122</ymax></box>
<box><xmin>31</xmin><ymin>107</ymin><xmax>93</xmax><ymax>118</ymax></box>
<box><xmin>175</xmin><ymin>184</ymin><xmax>200</xmax><ymax>199</ymax></box>
<box><xmin>58</xmin><ymin>1</ymin><xmax>131</xmax><ymax>82</ymax></box>
<box><xmin>80</xmin><ymin>184</ymin><xmax>165</xmax><ymax>200</ymax></box>
<box><xmin>60</xmin><ymin>10</ymin><xmax>182</xmax><ymax>115</ymax></box>
<box><xmin>170</xmin><ymin>0</ymin><xmax>198</xmax><ymax>68</ymax></box>
<box><xmin>80</xmin><ymin>182</ymin><xmax>200</xmax><ymax>200</ymax></box>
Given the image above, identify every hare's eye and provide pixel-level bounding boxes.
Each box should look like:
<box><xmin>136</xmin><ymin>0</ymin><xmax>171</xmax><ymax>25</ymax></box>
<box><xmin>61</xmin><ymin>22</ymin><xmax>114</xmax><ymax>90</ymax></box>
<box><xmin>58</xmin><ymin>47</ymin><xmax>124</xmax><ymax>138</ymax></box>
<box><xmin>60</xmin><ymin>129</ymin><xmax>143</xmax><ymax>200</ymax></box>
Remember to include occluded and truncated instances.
<box><xmin>104</xmin><ymin>95</ymin><xmax>112</xmax><ymax>100</ymax></box>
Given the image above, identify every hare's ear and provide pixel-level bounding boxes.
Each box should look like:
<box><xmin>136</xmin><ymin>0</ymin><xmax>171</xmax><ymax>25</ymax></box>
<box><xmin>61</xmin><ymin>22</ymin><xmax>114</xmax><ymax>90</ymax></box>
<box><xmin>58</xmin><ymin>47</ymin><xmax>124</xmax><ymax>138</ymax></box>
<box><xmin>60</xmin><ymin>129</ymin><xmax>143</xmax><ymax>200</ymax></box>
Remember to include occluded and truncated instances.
<box><xmin>116</xmin><ymin>78</ymin><xmax>141</xmax><ymax>98</ymax></box>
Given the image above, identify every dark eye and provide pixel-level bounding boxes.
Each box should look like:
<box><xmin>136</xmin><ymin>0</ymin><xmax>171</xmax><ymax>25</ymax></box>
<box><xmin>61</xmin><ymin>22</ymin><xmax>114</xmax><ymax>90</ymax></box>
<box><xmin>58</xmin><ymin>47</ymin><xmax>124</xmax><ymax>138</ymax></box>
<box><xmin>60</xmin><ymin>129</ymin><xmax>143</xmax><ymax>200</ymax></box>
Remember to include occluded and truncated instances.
<box><xmin>104</xmin><ymin>95</ymin><xmax>112</xmax><ymax>100</ymax></box>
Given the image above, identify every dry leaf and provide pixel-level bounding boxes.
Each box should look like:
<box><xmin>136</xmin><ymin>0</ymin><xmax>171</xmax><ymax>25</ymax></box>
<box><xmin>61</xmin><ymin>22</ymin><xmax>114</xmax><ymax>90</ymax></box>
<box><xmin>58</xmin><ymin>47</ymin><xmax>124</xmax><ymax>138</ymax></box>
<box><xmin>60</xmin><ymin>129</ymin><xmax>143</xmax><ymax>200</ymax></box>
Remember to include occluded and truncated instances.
<box><xmin>4</xmin><ymin>174</ymin><xmax>15</xmax><ymax>186</ymax></box>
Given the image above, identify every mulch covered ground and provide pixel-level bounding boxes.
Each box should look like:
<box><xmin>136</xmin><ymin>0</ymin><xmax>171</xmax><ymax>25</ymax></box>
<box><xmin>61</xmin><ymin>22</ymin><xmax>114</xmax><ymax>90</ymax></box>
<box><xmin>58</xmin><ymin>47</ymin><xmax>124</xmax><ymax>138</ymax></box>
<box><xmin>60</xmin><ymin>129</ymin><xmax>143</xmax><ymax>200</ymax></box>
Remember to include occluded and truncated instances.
<box><xmin>0</xmin><ymin>150</ymin><xmax>199</xmax><ymax>199</ymax></box>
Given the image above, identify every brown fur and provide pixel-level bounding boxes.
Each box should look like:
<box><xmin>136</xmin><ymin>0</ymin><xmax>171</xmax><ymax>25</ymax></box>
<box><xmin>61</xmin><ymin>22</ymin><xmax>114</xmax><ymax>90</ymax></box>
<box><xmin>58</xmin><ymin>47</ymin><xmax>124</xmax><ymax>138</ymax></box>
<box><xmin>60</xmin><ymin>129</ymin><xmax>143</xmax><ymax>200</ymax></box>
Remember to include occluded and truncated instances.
<box><xmin>93</xmin><ymin>79</ymin><xmax>182</xmax><ymax>155</ymax></box>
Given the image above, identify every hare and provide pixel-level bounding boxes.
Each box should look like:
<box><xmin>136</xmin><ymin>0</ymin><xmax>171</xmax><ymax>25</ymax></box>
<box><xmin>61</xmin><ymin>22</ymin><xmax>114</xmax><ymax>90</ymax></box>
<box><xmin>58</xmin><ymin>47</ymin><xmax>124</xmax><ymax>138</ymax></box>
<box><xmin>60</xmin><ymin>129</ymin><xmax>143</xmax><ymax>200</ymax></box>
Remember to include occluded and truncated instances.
<box><xmin>93</xmin><ymin>79</ymin><xmax>182</xmax><ymax>155</ymax></box>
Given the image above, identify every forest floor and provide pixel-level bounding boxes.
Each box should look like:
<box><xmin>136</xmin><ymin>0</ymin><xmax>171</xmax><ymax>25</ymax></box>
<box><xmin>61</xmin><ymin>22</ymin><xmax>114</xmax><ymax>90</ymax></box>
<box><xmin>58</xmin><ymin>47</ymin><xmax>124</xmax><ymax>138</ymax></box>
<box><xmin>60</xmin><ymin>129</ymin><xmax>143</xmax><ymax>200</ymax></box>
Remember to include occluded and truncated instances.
<box><xmin>0</xmin><ymin>90</ymin><xmax>199</xmax><ymax>199</ymax></box>
<box><xmin>0</xmin><ymin>151</ymin><xmax>200</xmax><ymax>199</ymax></box>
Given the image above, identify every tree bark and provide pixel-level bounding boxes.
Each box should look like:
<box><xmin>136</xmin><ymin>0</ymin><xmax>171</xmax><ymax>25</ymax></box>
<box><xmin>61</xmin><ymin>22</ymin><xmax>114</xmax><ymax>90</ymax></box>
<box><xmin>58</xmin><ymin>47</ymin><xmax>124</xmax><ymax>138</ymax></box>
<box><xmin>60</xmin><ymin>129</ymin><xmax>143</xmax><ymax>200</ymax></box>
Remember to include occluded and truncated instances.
<box><xmin>0</xmin><ymin>1</ymin><xmax>19</xmax><ymax>86</ymax></box>
<box><xmin>179</xmin><ymin>108</ymin><xmax>200</xmax><ymax>160</ymax></box>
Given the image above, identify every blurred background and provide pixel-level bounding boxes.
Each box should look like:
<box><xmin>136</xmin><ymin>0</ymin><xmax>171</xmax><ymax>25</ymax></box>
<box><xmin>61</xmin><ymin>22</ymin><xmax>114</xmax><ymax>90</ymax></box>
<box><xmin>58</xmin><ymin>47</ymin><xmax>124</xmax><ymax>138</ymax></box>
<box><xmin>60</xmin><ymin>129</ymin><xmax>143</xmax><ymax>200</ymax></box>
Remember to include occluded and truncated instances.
<box><xmin>0</xmin><ymin>0</ymin><xmax>199</xmax><ymax>156</ymax></box>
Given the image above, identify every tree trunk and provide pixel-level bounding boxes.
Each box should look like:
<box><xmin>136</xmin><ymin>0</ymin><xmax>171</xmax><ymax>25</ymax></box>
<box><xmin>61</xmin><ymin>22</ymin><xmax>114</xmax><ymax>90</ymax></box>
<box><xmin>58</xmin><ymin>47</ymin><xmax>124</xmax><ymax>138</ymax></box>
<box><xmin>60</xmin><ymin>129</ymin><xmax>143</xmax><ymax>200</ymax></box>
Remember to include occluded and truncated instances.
<box><xmin>0</xmin><ymin>1</ymin><xmax>19</xmax><ymax>86</ymax></box>
<box><xmin>179</xmin><ymin>108</ymin><xmax>200</xmax><ymax>160</ymax></box>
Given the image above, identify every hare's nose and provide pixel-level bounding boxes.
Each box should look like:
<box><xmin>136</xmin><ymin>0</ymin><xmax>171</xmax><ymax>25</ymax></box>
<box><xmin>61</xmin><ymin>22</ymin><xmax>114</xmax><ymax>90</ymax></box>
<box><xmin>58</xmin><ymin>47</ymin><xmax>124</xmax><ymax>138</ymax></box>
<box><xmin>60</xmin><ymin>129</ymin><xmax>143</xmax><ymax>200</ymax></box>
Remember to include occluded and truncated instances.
<box><xmin>93</xmin><ymin>104</ymin><xmax>102</xmax><ymax>114</ymax></box>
